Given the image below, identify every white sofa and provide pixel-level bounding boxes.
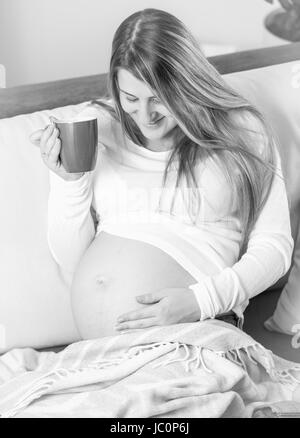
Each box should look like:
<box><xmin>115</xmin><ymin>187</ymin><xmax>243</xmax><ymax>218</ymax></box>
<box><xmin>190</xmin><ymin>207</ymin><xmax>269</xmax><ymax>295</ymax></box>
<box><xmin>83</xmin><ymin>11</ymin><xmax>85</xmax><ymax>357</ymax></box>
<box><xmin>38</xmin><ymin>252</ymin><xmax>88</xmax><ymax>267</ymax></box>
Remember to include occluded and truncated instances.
<box><xmin>0</xmin><ymin>49</ymin><xmax>299</xmax><ymax>361</ymax></box>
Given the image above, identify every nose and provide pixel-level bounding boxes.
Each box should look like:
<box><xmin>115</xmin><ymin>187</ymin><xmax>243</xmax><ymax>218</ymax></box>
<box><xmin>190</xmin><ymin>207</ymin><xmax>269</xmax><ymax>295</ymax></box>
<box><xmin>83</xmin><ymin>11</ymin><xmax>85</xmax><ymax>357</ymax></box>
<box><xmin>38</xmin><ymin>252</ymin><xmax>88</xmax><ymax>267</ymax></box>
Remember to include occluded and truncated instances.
<box><xmin>138</xmin><ymin>101</ymin><xmax>157</xmax><ymax>124</ymax></box>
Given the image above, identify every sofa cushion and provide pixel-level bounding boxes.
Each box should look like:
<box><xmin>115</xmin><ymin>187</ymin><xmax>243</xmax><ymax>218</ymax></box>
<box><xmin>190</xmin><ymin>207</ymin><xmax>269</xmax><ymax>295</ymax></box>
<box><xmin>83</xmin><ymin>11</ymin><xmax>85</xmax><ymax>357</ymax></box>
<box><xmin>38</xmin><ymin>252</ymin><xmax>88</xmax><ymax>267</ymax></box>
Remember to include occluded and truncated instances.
<box><xmin>0</xmin><ymin>103</ymin><xmax>90</xmax><ymax>352</ymax></box>
<box><xmin>243</xmin><ymin>289</ymin><xmax>300</xmax><ymax>363</ymax></box>
<box><xmin>265</xmin><ymin>226</ymin><xmax>300</xmax><ymax>335</ymax></box>
<box><xmin>225</xmin><ymin>61</ymin><xmax>300</xmax><ymax>241</ymax></box>
<box><xmin>225</xmin><ymin>61</ymin><xmax>300</xmax><ymax>335</ymax></box>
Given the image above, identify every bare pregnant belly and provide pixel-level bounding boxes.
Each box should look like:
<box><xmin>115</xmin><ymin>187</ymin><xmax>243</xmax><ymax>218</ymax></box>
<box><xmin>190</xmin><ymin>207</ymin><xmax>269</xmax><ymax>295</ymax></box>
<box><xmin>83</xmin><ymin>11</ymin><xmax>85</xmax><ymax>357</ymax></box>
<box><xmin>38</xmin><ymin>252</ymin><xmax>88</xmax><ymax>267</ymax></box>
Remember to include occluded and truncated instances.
<box><xmin>71</xmin><ymin>232</ymin><xmax>196</xmax><ymax>339</ymax></box>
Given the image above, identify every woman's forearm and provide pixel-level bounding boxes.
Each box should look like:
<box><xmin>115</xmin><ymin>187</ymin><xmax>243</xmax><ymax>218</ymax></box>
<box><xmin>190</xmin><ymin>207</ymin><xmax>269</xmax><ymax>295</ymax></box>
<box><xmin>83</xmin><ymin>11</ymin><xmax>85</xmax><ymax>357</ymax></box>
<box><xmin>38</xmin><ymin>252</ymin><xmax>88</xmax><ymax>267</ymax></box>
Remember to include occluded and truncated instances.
<box><xmin>47</xmin><ymin>170</ymin><xmax>96</xmax><ymax>275</ymax></box>
<box><xmin>189</xmin><ymin>232</ymin><xmax>293</xmax><ymax>319</ymax></box>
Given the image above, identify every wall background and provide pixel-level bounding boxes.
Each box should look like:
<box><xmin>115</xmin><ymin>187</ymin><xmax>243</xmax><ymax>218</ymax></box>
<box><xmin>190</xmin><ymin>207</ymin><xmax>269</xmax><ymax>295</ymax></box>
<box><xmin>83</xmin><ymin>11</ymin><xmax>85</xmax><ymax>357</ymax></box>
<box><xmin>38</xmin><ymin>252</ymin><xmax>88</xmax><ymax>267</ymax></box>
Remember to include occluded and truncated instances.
<box><xmin>0</xmin><ymin>0</ymin><xmax>276</xmax><ymax>87</ymax></box>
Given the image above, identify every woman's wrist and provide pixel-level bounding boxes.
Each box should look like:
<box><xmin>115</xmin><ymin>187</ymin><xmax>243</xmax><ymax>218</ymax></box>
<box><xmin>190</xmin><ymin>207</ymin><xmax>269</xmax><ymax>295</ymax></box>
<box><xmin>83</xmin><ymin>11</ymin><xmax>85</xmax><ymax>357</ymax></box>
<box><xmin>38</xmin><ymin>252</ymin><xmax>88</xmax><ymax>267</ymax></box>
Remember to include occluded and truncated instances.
<box><xmin>189</xmin><ymin>282</ymin><xmax>213</xmax><ymax>321</ymax></box>
<box><xmin>60</xmin><ymin>172</ymin><xmax>85</xmax><ymax>182</ymax></box>
<box><xmin>49</xmin><ymin>170</ymin><xmax>91</xmax><ymax>192</ymax></box>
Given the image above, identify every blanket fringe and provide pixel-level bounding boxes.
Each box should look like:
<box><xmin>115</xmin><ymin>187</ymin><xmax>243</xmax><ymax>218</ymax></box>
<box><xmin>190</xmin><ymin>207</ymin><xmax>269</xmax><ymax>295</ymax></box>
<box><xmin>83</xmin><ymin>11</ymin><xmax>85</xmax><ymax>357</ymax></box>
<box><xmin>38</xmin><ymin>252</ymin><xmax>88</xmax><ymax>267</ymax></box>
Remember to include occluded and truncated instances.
<box><xmin>221</xmin><ymin>344</ymin><xmax>300</xmax><ymax>387</ymax></box>
<box><xmin>88</xmin><ymin>340</ymin><xmax>300</xmax><ymax>385</ymax></box>
<box><xmin>1</xmin><ymin>380</ymin><xmax>56</xmax><ymax>418</ymax></box>
<box><xmin>152</xmin><ymin>344</ymin><xmax>213</xmax><ymax>373</ymax></box>
<box><xmin>88</xmin><ymin>342</ymin><xmax>171</xmax><ymax>370</ymax></box>
<box><xmin>149</xmin><ymin>341</ymin><xmax>300</xmax><ymax>387</ymax></box>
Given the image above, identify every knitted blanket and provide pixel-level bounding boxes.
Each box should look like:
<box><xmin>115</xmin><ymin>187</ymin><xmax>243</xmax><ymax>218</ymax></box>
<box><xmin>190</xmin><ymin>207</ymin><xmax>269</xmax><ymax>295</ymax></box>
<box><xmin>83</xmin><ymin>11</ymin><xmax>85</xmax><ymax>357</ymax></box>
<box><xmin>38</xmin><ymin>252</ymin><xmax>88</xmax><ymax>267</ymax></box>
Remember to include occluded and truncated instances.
<box><xmin>1</xmin><ymin>320</ymin><xmax>300</xmax><ymax>418</ymax></box>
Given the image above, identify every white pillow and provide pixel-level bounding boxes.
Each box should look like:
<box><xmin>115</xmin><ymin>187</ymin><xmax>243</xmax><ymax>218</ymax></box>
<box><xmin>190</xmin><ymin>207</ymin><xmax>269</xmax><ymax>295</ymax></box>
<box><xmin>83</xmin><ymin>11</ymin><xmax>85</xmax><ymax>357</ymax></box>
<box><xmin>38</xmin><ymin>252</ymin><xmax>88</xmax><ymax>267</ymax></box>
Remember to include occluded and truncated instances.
<box><xmin>225</xmin><ymin>61</ymin><xmax>300</xmax><ymax>335</ymax></box>
<box><xmin>265</xmin><ymin>226</ymin><xmax>300</xmax><ymax>335</ymax></box>
<box><xmin>0</xmin><ymin>103</ymin><xmax>90</xmax><ymax>352</ymax></box>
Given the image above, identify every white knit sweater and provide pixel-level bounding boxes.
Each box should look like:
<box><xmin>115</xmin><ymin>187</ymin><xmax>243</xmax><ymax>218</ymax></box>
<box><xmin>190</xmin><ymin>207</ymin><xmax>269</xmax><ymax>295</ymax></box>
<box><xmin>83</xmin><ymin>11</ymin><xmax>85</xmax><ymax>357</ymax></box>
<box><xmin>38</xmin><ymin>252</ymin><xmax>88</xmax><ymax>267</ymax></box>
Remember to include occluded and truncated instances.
<box><xmin>47</xmin><ymin>104</ymin><xmax>294</xmax><ymax>320</ymax></box>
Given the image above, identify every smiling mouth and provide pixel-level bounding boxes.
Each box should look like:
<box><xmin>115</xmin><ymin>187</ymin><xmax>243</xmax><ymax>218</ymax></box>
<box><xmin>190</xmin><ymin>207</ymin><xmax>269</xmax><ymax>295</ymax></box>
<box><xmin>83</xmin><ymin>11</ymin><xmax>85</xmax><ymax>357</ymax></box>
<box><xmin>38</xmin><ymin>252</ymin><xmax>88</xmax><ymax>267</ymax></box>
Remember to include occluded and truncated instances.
<box><xmin>144</xmin><ymin>116</ymin><xmax>165</xmax><ymax>126</ymax></box>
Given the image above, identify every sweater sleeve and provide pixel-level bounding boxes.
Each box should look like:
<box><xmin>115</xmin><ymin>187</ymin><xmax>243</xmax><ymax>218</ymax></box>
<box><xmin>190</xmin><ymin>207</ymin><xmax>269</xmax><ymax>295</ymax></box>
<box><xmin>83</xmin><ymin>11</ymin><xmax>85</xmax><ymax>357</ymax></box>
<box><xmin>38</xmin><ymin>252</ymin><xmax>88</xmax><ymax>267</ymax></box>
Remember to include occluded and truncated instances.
<box><xmin>189</xmin><ymin>147</ymin><xmax>294</xmax><ymax>320</ymax></box>
<box><xmin>46</xmin><ymin>102</ymin><xmax>113</xmax><ymax>275</ymax></box>
<box><xmin>47</xmin><ymin>171</ymin><xmax>95</xmax><ymax>275</ymax></box>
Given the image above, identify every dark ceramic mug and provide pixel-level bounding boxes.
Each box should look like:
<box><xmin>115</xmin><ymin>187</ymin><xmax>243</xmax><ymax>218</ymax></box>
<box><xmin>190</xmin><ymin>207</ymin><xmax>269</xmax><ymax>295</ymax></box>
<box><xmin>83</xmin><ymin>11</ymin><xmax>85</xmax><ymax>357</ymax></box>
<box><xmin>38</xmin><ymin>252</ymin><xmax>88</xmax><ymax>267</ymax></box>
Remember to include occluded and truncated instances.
<box><xmin>52</xmin><ymin>116</ymin><xmax>98</xmax><ymax>173</ymax></box>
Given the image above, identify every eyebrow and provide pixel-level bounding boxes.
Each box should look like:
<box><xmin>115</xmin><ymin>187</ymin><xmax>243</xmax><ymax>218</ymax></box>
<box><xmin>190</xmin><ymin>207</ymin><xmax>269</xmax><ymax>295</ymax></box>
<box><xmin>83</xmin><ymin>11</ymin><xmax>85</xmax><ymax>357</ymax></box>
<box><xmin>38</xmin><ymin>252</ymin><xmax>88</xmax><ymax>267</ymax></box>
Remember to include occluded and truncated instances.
<box><xmin>119</xmin><ymin>89</ymin><xmax>156</xmax><ymax>98</ymax></box>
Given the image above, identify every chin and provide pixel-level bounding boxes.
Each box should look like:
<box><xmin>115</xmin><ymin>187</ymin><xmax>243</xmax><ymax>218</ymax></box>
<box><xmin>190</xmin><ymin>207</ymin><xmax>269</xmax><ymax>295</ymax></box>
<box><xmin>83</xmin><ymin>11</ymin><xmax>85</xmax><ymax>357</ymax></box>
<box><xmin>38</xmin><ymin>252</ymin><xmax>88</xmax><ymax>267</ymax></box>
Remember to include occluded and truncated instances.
<box><xmin>142</xmin><ymin>125</ymin><xmax>166</xmax><ymax>136</ymax></box>
<box><xmin>143</xmin><ymin>131</ymin><xmax>163</xmax><ymax>140</ymax></box>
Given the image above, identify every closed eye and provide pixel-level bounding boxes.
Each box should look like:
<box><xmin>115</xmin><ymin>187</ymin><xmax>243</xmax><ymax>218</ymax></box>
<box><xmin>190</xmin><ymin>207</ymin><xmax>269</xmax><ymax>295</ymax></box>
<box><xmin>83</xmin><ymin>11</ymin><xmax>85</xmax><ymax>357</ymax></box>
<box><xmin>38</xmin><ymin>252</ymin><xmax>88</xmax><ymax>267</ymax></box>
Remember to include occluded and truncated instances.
<box><xmin>125</xmin><ymin>96</ymin><xmax>161</xmax><ymax>104</ymax></box>
<box><xmin>126</xmin><ymin>96</ymin><xmax>138</xmax><ymax>103</ymax></box>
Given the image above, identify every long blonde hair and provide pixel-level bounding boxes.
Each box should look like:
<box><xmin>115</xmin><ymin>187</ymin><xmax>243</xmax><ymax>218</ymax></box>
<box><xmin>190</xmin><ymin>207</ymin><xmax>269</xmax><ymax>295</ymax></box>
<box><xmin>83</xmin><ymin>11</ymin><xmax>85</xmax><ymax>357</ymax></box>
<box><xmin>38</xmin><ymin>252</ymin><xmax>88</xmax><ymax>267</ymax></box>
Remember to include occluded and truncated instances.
<box><xmin>94</xmin><ymin>8</ymin><xmax>277</xmax><ymax>257</ymax></box>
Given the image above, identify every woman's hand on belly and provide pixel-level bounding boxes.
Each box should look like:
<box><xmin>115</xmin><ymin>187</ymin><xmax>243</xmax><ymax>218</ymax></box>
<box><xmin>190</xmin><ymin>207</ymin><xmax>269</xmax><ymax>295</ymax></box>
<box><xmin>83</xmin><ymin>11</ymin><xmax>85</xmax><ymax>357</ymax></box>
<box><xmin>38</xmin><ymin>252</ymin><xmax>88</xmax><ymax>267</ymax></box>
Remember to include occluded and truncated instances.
<box><xmin>115</xmin><ymin>288</ymin><xmax>201</xmax><ymax>331</ymax></box>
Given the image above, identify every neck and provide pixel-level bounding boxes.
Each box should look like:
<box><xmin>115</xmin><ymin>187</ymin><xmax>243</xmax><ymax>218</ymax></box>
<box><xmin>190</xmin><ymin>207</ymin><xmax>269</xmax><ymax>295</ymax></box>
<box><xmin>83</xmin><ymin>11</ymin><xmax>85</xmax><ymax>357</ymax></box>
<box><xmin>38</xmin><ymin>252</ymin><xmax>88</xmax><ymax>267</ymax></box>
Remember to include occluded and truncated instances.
<box><xmin>146</xmin><ymin>137</ymin><xmax>175</xmax><ymax>153</ymax></box>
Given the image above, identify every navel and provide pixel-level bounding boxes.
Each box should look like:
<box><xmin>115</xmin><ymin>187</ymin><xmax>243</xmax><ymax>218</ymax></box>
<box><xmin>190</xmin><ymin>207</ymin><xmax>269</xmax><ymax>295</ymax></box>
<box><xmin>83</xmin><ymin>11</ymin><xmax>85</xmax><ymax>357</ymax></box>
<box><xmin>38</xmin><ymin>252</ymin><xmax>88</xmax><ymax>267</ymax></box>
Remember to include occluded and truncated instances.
<box><xmin>95</xmin><ymin>275</ymin><xmax>109</xmax><ymax>288</ymax></box>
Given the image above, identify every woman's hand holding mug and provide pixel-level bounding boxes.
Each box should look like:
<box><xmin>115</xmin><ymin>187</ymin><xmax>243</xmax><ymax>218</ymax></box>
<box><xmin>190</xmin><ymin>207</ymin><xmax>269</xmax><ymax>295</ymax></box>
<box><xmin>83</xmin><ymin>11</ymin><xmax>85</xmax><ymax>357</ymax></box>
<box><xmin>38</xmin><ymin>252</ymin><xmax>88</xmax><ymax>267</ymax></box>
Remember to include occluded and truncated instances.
<box><xmin>30</xmin><ymin>121</ymin><xmax>84</xmax><ymax>181</ymax></box>
<box><xmin>30</xmin><ymin>115</ymin><xmax>98</xmax><ymax>181</ymax></box>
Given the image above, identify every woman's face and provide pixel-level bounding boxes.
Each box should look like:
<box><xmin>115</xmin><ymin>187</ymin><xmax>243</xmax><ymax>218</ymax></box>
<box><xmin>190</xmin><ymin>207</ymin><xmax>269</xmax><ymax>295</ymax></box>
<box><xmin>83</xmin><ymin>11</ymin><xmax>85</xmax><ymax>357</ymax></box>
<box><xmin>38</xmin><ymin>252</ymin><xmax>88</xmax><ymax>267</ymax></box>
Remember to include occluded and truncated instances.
<box><xmin>117</xmin><ymin>69</ymin><xmax>177</xmax><ymax>146</ymax></box>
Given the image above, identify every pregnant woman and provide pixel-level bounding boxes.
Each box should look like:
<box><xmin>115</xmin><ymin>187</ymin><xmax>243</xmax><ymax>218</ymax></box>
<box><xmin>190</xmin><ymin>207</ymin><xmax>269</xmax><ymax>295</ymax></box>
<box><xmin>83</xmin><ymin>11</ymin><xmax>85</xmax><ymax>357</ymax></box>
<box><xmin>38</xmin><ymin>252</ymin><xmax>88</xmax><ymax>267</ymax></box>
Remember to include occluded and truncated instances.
<box><xmin>31</xmin><ymin>8</ymin><xmax>293</xmax><ymax>340</ymax></box>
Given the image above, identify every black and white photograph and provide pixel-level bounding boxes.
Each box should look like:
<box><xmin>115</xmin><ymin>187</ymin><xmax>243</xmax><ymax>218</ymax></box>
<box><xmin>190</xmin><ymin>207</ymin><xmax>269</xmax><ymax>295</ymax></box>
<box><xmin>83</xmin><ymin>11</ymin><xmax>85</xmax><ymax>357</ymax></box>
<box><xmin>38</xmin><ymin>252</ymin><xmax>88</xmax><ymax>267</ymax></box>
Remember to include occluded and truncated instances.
<box><xmin>0</xmin><ymin>0</ymin><xmax>299</xmax><ymax>420</ymax></box>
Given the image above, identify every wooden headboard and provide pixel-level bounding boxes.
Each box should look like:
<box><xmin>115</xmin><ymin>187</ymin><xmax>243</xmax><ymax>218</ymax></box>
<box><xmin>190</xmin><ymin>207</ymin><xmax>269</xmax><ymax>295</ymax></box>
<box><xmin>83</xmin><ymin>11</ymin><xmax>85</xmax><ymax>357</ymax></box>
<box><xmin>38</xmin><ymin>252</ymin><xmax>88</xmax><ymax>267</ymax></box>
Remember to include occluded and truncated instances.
<box><xmin>0</xmin><ymin>42</ymin><xmax>299</xmax><ymax>119</ymax></box>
